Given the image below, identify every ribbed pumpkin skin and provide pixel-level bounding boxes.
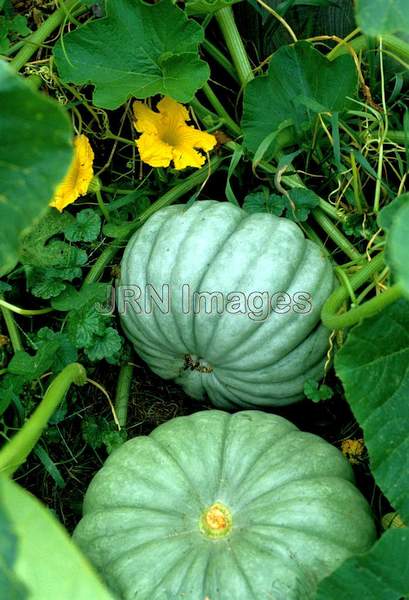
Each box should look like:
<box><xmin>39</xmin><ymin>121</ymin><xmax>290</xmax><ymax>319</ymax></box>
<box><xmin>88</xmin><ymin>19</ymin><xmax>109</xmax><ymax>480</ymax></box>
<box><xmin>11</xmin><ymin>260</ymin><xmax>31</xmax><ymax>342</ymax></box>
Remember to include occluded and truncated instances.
<box><xmin>73</xmin><ymin>411</ymin><xmax>376</xmax><ymax>600</ymax></box>
<box><xmin>119</xmin><ymin>200</ymin><xmax>334</xmax><ymax>408</ymax></box>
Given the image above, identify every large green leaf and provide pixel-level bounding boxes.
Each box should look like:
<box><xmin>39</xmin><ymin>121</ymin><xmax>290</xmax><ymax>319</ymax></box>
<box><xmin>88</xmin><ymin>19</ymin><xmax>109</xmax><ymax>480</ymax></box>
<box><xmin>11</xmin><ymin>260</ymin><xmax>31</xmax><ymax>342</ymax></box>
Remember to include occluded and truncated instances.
<box><xmin>241</xmin><ymin>42</ymin><xmax>357</xmax><ymax>154</ymax></box>
<box><xmin>316</xmin><ymin>528</ymin><xmax>409</xmax><ymax>599</ymax></box>
<box><xmin>0</xmin><ymin>476</ymin><xmax>114</xmax><ymax>600</ymax></box>
<box><xmin>185</xmin><ymin>0</ymin><xmax>240</xmax><ymax>16</ymax></box>
<box><xmin>0</xmin><ymin>61</ymin><xmax>72</xmax><ymax>277</ymax></box>
<box><xmin>387</xmin><ymin>201</ymin><xmax>409</xmax><ymax>298</ymax></box>
<box><xmin>335</xmin><ymin>299</ymin><xmax>409</xmax><ymax>521</ymax></box>
<box><xmin>355</xmin><ymin>0</ymin><xmax>409</xmax><ymax>36</ymax></box>
<box><xmin>53</xmin><ymin>0</ymin><xmax>209</xmax><ymax>109</ymax></box>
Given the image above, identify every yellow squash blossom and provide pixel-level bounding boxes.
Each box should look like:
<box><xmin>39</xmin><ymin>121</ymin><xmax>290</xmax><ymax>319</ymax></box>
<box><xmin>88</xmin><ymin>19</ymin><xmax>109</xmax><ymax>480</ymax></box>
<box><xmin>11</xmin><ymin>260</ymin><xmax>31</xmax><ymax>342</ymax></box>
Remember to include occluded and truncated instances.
<box><xmin>50</xmin><ymin>134</ymin><xmax>94</xmax><ymax>212</ymax></box>
<box><xmin>133</xmin><ymin>97</ymin><xmax>217</xmax><ymax>170</ymax></box>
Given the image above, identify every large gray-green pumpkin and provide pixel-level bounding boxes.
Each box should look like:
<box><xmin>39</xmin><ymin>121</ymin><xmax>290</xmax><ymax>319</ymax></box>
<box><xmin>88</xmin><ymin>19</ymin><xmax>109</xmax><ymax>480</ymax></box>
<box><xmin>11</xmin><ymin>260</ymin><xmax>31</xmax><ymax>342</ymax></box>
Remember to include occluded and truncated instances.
<box><xmin>119</xmin><ymin>200</ymin><xmax>334</xmax><ymax>408</ymax></box>
<box><xmin>73</xmin><ymin>410</ymin><xmax>376</xmax><ymax>600</ymax></box>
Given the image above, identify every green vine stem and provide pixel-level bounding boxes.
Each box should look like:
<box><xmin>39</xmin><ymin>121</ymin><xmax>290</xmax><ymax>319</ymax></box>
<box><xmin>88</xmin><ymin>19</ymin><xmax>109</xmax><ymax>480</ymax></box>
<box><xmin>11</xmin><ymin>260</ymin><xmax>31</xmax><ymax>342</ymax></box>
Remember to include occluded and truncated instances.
<box><xmin>311</xmin><ymin>208</ymin><xmax>362</xmax><ymax>262</ymax></box>
<box><xmin>201</xmin><ymin>83</ymin><xmax>241</xmax><ymax>136</ymax></box>
<box><xmin>114</xmin><ymin>362</ymin><xmax>134</xmax><ymax>428</ymax></box>
<box><xmin>0</xmin><ymin>306</ymin><xmax>22</xmax><ymax>353</ymax></box>
<box><xmin>202</xmin><ymin>39</ymin><xmax>239</xmax><ymax>83</ymax></box>
<box><xmin>0</xmin><ymin>298</ymin><xmax>52</xmax><ymax>317</ymax></box>
<box><xmin>215</xmin><ymin>7</ymin><xmax>254</xmax><ymax>87</ymax></box>
<box><xmin>327</xmin><ymin>33</ymin><xmax>409</xmax><ymax>64</ymax></box>
<box><xmin>85</xmin><ymin>155</ymin><xmax>223</xmax><ymax>284</ymax></box>
<box><xmin>0</xmin><ymin>363</ymin><xmax>87</xmax><ymax>477</ymax></box>
<box><xmin>10</xmin><ymin>0</ymin><xmax>85</xmax><ymax>71</ymax></box>
<box><xmin>321</xmin><ymin>252</ymin><xmax>403</xmax><ymax>330</ymax></box>
<box><xmin>385</xmin><ymin>131</ymin><xmax>408</xmax><ymax>145</ymax></box>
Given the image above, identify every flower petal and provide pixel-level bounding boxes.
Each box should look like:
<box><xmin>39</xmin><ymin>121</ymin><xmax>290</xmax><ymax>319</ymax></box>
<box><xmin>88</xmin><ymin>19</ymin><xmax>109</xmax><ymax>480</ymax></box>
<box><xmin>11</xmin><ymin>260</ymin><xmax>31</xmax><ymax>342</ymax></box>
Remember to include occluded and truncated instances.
<box><xmin>136</xmin><ymin>132</ymin><xmax>173</xmax><ymax>168</ymax></box>
<box><xmin>157</xmin><ymin>96</ymin><xmax>189</xmax><ymax>125</ymax></box>
<box><xmin>178</xmin><ymin>124</ymin><xmax>217</xmax><ymax>152</ymax></box>
<box><xmin>49</xmin><ymin>134</ymin><xmax>94</xmax><ymax>212</ymax></box>
<box><xmin>133</xmin><ymin>101</ymin><xmax>161</xmax><ymax>134</ymax></box>
<box><xmin>172</xmin><ymin>145</ymin><xmax>206</xmax><ymax>170</ymax></box>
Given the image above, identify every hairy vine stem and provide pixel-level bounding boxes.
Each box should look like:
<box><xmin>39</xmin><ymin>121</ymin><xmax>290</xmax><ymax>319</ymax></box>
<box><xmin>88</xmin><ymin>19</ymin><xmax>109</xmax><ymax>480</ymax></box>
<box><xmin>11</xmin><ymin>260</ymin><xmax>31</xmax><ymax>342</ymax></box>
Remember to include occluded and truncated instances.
<box><xmin>0</xmin><ymin>363</ymin><xmax>87</xmax><ymax>477</ymax></box>
<box><xmin>321</xmin><ymin>252</ymin><xmax>403</xmax><ymax>330</ymax></box>
<box><xmin>215</xmin><ymin>7</ymin><xmax>254</xmax><ymax>87</ymax></box>
<box><xmin>10</xmin><ymin>0</ymin><xmax>86</xmax><ymax>71</ymax></box>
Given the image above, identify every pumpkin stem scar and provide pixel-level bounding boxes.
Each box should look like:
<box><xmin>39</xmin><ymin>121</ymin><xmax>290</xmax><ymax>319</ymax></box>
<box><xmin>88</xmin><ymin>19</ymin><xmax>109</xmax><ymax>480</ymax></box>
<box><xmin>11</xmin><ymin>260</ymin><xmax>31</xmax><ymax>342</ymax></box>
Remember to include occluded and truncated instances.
<box><xmin>184</xmin><ymin>354</ymin><xmax>213</xmax><ymax>373</ymax></box>
<box><xmin>200</xmin><ymin>502</ymin><xmax>233</xmax><ymax>539</ymax></box>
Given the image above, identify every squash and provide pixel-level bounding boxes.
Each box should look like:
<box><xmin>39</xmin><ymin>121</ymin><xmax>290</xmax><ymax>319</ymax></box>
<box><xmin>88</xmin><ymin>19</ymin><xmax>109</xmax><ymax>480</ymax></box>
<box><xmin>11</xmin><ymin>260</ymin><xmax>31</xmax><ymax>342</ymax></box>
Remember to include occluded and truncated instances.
<box><xmin>118</xmin><ymin>200</ymin><xmax>334</xmax><ymax>408</ymax></box>
<box><xmin>73</xmin><ymin>410</ymin><xmax>376</xmax><ymax>600</ymax></box>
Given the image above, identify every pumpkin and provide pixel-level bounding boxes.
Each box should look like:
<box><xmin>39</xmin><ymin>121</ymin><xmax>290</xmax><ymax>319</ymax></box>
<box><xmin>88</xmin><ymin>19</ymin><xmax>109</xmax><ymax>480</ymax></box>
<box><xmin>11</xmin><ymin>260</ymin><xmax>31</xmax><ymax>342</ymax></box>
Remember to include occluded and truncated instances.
<box><xmin>119</xmin><ymin>200</ymin><xmax>334</xmax><ymax>408</ymax></box>
<box><xmin>73</xmin><ymin>410</ymin><xmax>376</xmax><ymax>600</ymax></box>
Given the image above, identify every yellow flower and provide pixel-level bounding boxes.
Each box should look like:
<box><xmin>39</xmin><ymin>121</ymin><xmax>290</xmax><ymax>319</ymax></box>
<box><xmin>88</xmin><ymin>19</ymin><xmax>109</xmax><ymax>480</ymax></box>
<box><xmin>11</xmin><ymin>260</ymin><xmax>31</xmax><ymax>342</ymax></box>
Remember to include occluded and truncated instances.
<box><xmin>133</xmin><ymin>97</ymin><xmax>217</xmax><ymax>170</ymax></box>
<box><xmin>50</xmin><ymin>134</ymin><xmax>94</xmax><ymax>212</ymax></box>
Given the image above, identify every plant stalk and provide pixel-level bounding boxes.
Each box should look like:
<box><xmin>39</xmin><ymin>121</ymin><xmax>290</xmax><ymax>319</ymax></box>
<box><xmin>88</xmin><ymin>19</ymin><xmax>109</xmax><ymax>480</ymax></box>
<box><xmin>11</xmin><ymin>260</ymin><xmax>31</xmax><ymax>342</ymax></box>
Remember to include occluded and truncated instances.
<box><xmin>0</xmin><ymin>363</ymin><xmax>87</xmax><ymax>477</ymax></box>
<box><xmin>10</xmin><ymin>0</ymin><xmax>85</xmax><ymax>71</ymax></box>
<box><xmin>0</xmin><ymin>306</ymin><xmax>22</xmax><ymax>353</ymax></box>
<box><xmin>311</xmin><ymin>208</ymin><xmax>362</xmax><ymax>262</ymax></box>
<box><xmin>321</xmin><ymin>253</ymin><xmax>402</xmax><ymax>329</ymax></box>
<box><xmin>114</xmin><ymin>362</ymin><xmax>134</xmax><ymax>429</ymax></box>
<box><xmin>202</xmin><ymin>83</ymin><xmax>241</xmax><ymax>136</ymax></box>
<box><xmin>215</xmin><ymin>7</ymin><xmax>254</xmax><ymax>87</ymax></box>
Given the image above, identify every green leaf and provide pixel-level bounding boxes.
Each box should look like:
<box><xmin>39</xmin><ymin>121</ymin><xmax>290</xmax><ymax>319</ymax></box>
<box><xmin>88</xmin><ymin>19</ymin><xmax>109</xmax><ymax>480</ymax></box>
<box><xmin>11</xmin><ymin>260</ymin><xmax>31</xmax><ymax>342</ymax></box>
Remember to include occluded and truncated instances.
<box><xmin>82</xmin><ymin>415</ymin><xmax>127</xmax><ymax>453</ymax></box>
<box><xmin>355</xmin><ymin>0</ymin><xmax>409</xmax><ymax>36</ymax></box>
<box><xmin>243</xmin><ymin>188</ymin><xmax>286</xmax><ymax>215</ymax></box>
<box><xmin>316</xmin><ymin>528</ymin><xmax>409</xmax><ymax>599</ymax></box>
<box><xmin>377</xmin><ymin>193</ymin><xmax>409</xmax><ymax>232</ymax></box>
<box><xmin>64</xmin><ymin>209</ymin><xmax>101</xmax><ymax>242</ymax></box>
<box><xmin>7</xmin><ymin>342</ymin><xmax>61</xmax><ymax>380</ymax></box>
<box><xmin>335</xmin><ymin>299</ymin><xmax>409</xmax><ymax>522</ymax></box>
<box><xmin>53</xmin><ymin>0</ymin><xmax>209</xmax><ymax>108</ymax></box>
<box><xmin>0</xmin><ymin>494</ymin><xmax>28</xmax><ymax>599</ymax></box>
<box><xmin>243</xmin><ymin>186</ymin><xmax>320</xmax><ymax>222</ymax></box>
<box><xmin>185</xmin><ymin>0</ymin><xmax>240</xmax><ymax>16</ymax></box>
<box><xmin>34</xmin><ymin>328</ymin><xmax>78</xmax><ymax>373</ymax></box>
<box><xmin>68</xmin><ymin>306</ymin><xmax>106</xmax><ymax>348</ymax></box>
<box><xmin>387</xmin><ymin>201</ymin><xmax>409</xmax><ymax>298</ymax></box>
<box><xmin>0</xmin><ymin>61</ymin><xmax>72</xmax><ymax>276</ymax></box>
<box><xmin>0</xmin><ymin>476</ymin><xmax>114</xmax><ymax>600</ymax></box>
<box><xmin>287</xmin><ymin>187</ymin><xmax>320</xmax><ymax>221</ymax></box>
<box><xmin>304</xmin><ymin>379</ymin><xmax>333</xmax><ymax>403</ymax></box>
<box><xmin>31</xmin><ymin>279</ymin><xmax>66</xmax><ymax>299</ymax></box>
<box><xmin>0</xmin><ymin>375</ymin><xmax>26</xmax><ymax>417</ymax></box>
<box><xmin>10</xmin><ymin>15</ymin><xmax>31</xmax><ymax>36</ymax></box>
<box><xmin>51</xmin><ymin>283</ymin><xmax>110</xmax><ymax>312</ymax></box>
<box><xmin>85</xmin><ymin>327</ymin><xmax>122</xmax><ymax>361</ymax></box>
<box><xmin>242</xmin><ymin>42</ymin><xmax>357</xmax><ymax>153</ymax></box>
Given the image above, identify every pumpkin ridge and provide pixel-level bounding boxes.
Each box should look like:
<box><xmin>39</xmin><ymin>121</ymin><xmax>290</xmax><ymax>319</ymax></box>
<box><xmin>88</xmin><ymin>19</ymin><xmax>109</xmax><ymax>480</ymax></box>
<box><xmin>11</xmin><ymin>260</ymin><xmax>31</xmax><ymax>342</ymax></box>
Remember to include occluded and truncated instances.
<box><xmin>145</xmin><ymin>210</ymin><xmax>189</xmax><ymax>352</ymax></box>
<box><xmin>215</xmin><ymin>352</ymin><xmax>325</xmax><ymax>402</ymax></box>
<box><xmin>249</xmin><ymin>523</ymin><xmax>364</xmax><ymax>559</ymax></box>
<box><xmin>139</xmin><ymin>542</ymin><xmax>205</xmax><ymax>600</ymax></box>
<box><xmin>215</xmin><ymin>321</ymin><xmax>325</xmax><ymax>381</ymax></box>
<box><xmin>236</xmin><ymin>529</ymin><xmax>318</xmax><ymax>598</ymax></box>
<box><xmin>120</xmin><ymin>207</ymin><xmax>181</xmax><ymax>352</ymax></box>
<box><xmin>228</xmin><ymin>541</ymin><xmax>261</xmax><ymax>600</ymax></box>
<box><xmin>201</xmin><ymin>215</ymin><xmax>308</xmax><ymax>363</ymax></box>
<box><xmin>189</xmin><ymin>206</ymin><xmax>247</xmax><ymax>355</ymax></box>
<box><xmin>167</xmin><ymin>201</ymin><xmax>222</xmax><ymax>354</ymax></box>
<box><xmin>216</xmin><ymin>241</ymin><xmax>329</xmax><ymax>370</ymax></box>
<box><xmin>230</xmin><ymin>438</ymin><xmax>345</xmax><ymax>508</ymax></box>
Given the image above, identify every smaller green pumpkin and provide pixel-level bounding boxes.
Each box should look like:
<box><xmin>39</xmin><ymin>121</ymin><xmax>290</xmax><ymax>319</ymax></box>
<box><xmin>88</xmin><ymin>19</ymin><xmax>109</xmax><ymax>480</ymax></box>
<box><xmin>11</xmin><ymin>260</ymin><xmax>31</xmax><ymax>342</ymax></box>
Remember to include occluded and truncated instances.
<box><xmin>74</xmin><ymin>410</ymin><xmax>376</xmax><ymax>600</ymax></box>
